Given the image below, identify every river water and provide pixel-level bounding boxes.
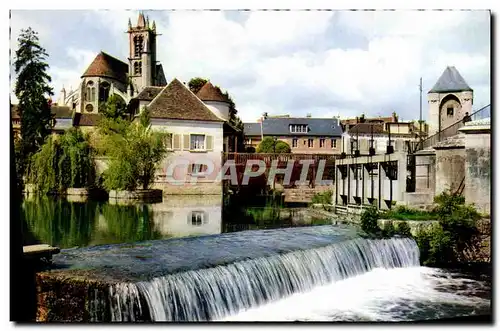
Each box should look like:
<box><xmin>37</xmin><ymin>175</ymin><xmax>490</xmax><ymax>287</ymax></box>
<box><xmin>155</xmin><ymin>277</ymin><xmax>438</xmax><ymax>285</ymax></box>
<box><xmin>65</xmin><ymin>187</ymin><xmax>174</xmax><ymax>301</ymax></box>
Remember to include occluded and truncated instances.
<box><xmin>23</xmin><ymin>196</ymin><xmax>491</xmax><ymax>322</ymax></box>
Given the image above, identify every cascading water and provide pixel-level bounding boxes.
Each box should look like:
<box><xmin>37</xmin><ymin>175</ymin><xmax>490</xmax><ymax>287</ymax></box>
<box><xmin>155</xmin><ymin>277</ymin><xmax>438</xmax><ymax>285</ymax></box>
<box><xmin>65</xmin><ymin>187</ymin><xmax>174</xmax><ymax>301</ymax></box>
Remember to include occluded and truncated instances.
<box><xmin>107</xmin><ymin>237</ymin><xmax>420</xmax><ymax>322</ymax></box>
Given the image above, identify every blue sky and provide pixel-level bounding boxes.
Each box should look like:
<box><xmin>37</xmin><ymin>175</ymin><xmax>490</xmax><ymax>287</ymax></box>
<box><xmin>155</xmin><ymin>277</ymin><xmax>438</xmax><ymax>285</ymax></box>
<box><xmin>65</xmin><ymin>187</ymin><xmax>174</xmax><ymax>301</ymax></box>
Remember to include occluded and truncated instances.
<box><xmin>9</xmin><ymin>10</ymin><xmax>491</xmax><ymax>122</ymax></box>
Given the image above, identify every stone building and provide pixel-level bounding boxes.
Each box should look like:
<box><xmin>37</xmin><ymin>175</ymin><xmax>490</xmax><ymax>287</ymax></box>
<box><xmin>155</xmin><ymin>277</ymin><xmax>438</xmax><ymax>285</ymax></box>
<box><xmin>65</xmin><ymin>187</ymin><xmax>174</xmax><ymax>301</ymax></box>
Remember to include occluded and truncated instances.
<box><xmin>243</xmin><ymin>115</ymin><xmax>343</xmax><ymax>154</ymax></box>
<box><xmin>427</xmin><ymin>66</ymin><xmax>473</xmax><ymax>135</ymax></box>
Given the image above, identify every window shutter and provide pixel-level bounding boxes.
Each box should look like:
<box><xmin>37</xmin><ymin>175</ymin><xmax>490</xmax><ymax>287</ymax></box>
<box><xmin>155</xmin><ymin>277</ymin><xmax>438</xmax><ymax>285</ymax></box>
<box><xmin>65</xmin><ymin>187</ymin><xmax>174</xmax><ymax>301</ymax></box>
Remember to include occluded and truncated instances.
<box><xmin>173</xmin><ymin>134</ymin><xmax>181</xmax><ymax>150</ymax></box>
<box><xmin>183</xmin><ymin>134</ymin><xmax>191</xmax><ymax>151</ymax></box>
<box><xmin>206</xmin><ymin>135</ymin><xmax>214</xmax><ymax>151</ymax></box>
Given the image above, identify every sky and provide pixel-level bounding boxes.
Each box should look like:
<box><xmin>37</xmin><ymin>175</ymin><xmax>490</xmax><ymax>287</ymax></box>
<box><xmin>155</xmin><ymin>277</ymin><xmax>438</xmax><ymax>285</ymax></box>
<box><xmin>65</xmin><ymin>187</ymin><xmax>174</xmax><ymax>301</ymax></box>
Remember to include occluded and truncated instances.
<box><xmin>9</xmin><ymin>9</ymin><xmax>491</xmax><ymax>123</ymax></box>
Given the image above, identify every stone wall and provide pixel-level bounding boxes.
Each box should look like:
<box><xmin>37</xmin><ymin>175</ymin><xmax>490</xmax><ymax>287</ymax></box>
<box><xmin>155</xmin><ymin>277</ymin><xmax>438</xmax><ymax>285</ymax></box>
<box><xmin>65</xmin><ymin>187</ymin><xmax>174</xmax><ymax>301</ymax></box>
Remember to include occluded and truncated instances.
<box><xmin>434</xmin><ymin>135</ymin><xmax>465</xmax><ymax>195</ymax></box>
<box><xmin>460</xmin><ymin>120</ymin><xmax>491</xmax><ymax>215</ymax></box>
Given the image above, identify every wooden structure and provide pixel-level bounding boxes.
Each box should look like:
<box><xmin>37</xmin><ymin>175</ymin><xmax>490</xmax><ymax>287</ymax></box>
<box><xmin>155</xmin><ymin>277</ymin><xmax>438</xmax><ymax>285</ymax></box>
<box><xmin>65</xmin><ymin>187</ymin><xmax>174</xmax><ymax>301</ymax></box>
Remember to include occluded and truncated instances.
<box><xmin>23</xmin><ymin>244</ymin><xmax>60</xmax><ymax>264</ymax></box>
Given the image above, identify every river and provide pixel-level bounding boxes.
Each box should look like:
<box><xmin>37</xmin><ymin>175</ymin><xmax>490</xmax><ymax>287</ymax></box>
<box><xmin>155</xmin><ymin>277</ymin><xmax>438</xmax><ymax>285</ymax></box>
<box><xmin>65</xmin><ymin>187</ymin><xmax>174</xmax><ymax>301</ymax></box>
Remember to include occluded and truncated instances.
<box><xmin>22</xmin><ymin>195</ymin><xmax>491</xmax><ymax>322</ymax></box>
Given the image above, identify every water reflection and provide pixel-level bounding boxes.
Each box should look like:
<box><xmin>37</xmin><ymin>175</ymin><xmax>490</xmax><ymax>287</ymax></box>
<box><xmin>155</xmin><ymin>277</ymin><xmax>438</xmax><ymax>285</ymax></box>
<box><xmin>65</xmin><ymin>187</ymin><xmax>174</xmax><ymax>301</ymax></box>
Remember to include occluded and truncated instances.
<box><xmin>21</xmin><ymin>195</ymin><xmax>335</xmax><ymax>249</ymax></box>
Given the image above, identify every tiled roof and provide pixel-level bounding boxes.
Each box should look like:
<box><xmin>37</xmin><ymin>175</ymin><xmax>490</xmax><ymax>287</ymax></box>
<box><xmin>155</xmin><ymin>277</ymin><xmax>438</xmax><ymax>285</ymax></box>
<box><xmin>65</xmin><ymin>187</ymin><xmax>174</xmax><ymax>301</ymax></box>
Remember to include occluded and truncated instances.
<box><xmin>73</xmin><ymin>113</ymin><xmax>102</xmax><ymax>127</ymax></box>
<box><xmin>82</xmin><ymin>52</ymin><xmax>128</xmax><ymax>84</ymax></box>
<box><xmin>429</xmin><ymin>66</ymin><xmax>473</xmax><ymax>93</ymax></box>
<box><xmin>51</xmin><ymin>106</ymin><xmax>73</xmax><ymax>118</ymax></box>
<box><xmin>135</xmin><ymin>87</ymin><xmax>164</xmax><ymax>101</ymax></box>
<box><xmin>244</xmin><ymin>117</ymin><xmax>343</xmax><ymax>137</ymax></box>
<box><xmin>348</xmin><ymin>123</ymin><xmax>385</xmax><ymax>135</ymax></box>
<box><xmin>147</xmin><ymin>78</ymin><xmax>224</xmax><ymax>122</ymax></box>
<box><xmin>196</xmin><ymin>82</ymin><xmax>228</xmax><ymax>102</ymax></box>
<box><xmin>11</xmin><ymin>104</ymin><xmax>73</xmax><ymax>119</ymax></box>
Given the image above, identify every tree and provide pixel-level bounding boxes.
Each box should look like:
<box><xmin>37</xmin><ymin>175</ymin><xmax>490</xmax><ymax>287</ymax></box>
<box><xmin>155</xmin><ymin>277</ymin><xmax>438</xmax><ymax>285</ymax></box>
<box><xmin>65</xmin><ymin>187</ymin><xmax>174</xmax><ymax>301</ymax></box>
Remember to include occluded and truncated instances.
<box><xmin>27</xmin><ymin>128</ymin><xmax>95</xmax><ymax>195</ymax></box>
<box><xmin>188</xmin><ymin>77</ymin><xmax>208</xmax><ymax>94</ymax></box>
<box><xmin>98</xmin><ymin>109</ymin><xmax>169</xmax><ymax>191</ymax></box>
<box><xmin>257</xmin><ymin>137</ymin><xmax>291</xmax><ymax>153</ymax></box>
<box><xmin>14</xmin><ymin>28</ymin><xmax>54</xmax><ymax>180</ymax></box>
<box><xmin>99</xmin><ymin>94</ymin><xmax>127</xmax><ymax>119</ymax></box>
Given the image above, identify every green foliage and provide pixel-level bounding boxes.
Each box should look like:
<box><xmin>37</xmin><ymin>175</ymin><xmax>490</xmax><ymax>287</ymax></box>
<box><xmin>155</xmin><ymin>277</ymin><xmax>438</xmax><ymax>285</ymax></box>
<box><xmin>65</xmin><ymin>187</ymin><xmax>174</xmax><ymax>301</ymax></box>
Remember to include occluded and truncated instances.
<box><xmin>415</xmin><ymin>191</ymin><xmax>483</xmax><ymax>266</ymax></box>
<box><xmin>433</xmin><ymin>191</ymin><xmax>466</xmax><ymax>219</ymax></box>
<box><xmin>381</xmin><ymin>221</ymin><xmax>396</xmax><ymax>237</ymax></box>
<box><xmin>188</xmin><ymin>77</ymin><xmax>208</xmax><ymax>94</ymax></box>
<box><xmin>360</xmin><ymin>205</ymin><xmax>381</xmax><ymax>235</ymax></box>
<box><xmin>27</xmin><ymin>128</ymin><xmax>95</xmax><ymax>195</ymax></box>
<box><xmin>257</xmin><ymin>137</ymin><xmax>292</xmax><ymax>153</ymax></box>
<box><xmin>98</xmin><ymin>109</ymin><xmax>169</xmax><ymax>191</ymax></box>
<box><xmin>14</xmin><ymin>28</ymin><xmax>54</xmax><ymax>179</ymax></box>
<box><xmin>395</xmin><ymin>221</ymin><xmax>412</xmax><ymax>237</ymax></box>
<box><xmin>381</xmin><ymin>205</ymin><xmax>437</xmax><ymax>221</ymax></box>
<box><xmin>99</xmin><ymin>94</ymin><xmax>127</xmax><ymax>119</ymax></box>
<box><xmin>311</xmin><ymin>190</ymin><xmax>333</xmax><ymax>205</ymax></box>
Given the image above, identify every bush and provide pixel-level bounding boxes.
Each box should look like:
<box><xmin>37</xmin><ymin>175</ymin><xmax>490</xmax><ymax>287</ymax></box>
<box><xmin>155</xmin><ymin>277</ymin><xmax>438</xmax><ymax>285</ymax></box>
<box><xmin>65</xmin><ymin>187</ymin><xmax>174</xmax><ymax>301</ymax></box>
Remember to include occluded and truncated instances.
<box><xmin>257</xmin><ymin>137</ymin><xmax>291</xmax><ymax>153</ymax></box>
<box><xmin>360</xmin><ymin>205</ymin><xmax>381</xmax><ymax>235</ymax></box>
<box><xmin>311</xmin><ymin>190</ymin><xmax>333</xmax><ymax>205</ymax></box>
<box><xmin>395</xmin><ymin>221</ymin><xmax>412</xmax><ymax>237</ymax></box>
<box><xmin>415</xmin><ymin>191</ymin><xmax>482</xmax><ymax>266</ymax></box>
<box><xmin>381</xmin><ymin>221</ymin><xmax>396</xmax><ymax>238</ymax></box>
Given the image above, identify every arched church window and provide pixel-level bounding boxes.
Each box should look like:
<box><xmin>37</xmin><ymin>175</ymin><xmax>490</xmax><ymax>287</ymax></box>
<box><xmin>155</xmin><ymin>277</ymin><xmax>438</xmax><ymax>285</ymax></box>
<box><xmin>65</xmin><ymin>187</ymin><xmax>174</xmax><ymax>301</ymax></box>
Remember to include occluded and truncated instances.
<box><xmin>134</xmin><ymin>61</ymin><xmax>142</xmax><ymax>75</ymax></box>
<box><xmin>85</xmin><ymin>81</ymin><xmax>95</xmax><ymax>102</ymax></box>
<box><xmin>134</xmin><ymin>35</ymin><xmax>144</xmax><ymax>57</ymax></box>
<box><xmin>99</xmin><ymin>81</ymin><xmax>111</xmax><ymax>102</ymax></box>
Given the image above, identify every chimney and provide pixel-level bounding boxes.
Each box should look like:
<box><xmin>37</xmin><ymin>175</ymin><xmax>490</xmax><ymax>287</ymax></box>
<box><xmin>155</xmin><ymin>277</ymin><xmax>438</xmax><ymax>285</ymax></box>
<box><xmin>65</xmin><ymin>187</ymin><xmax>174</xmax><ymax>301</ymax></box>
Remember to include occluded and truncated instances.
<box><xmin>392</xmin><ymin>111</ymin><xmax>398</xmax><ymax>123</ymax></box>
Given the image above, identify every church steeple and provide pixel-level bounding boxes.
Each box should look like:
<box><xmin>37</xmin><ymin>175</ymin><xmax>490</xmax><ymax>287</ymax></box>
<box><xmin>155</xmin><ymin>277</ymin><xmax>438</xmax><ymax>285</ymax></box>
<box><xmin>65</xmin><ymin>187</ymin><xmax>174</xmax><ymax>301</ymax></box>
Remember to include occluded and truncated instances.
<box><xmin>127</xmin><ymin>12</ymin><xmax>158</xmax><ymax>97</ymax></box>
<box><xmin>137</xmin><ymin>12</ymin><xmax>146</xmax><ymax>28</ymax></box>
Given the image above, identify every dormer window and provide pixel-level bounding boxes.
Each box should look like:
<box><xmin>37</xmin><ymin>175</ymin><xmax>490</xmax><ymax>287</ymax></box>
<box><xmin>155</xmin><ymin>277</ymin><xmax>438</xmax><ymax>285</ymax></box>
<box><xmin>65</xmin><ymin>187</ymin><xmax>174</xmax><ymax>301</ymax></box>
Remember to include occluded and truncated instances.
<box><xmin>290</xmin><ymin>124</ymin><xmax>308</xmax><ymax>133</ymax></box>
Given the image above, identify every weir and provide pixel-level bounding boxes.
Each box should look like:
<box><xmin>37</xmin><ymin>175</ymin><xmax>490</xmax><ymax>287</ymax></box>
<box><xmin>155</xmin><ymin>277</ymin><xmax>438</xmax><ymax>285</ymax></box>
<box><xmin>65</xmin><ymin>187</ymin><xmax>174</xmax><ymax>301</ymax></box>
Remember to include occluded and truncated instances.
<box><xmin>102</xmin><ymin>237</ymin><xmax>419</xmax><ymax>322</ymax></box>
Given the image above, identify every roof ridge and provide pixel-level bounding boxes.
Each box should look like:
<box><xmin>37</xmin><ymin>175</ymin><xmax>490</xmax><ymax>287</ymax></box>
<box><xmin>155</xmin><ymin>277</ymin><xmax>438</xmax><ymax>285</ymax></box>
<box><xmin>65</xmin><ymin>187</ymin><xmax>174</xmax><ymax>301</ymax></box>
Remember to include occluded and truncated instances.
<box><xmin>99</xmin><ymin>51</ymin><xmax>128</xmax><ymax>66</ymax></box>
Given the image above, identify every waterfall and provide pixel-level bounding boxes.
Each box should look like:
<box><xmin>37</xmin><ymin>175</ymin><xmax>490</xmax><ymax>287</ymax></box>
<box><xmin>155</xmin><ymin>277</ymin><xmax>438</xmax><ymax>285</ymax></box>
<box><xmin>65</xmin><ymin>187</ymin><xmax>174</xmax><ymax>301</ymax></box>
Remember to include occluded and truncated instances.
<box><xmin>107</xmin><ymin>237</ymin><xmax>419</xmax><ymax>322</ymax></box>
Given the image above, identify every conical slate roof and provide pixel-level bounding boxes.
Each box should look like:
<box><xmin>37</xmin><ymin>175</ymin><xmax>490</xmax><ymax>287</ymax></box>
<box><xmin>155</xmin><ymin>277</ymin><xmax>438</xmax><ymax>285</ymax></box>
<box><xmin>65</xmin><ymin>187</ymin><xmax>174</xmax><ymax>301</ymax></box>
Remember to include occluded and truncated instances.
<box><xmin>196</xmin><ymin>82</ymin><xmax>228</xmax><ymax>103</ymax></box>
<box><xmin>81</xmin><ymin>52</ymin><xmax>128</xmax><ymax>84</ymax></box>
<box><xmin>428</xmin><ymin>66</ymin><xmax>473</xmax><ymax>93</ymax></box>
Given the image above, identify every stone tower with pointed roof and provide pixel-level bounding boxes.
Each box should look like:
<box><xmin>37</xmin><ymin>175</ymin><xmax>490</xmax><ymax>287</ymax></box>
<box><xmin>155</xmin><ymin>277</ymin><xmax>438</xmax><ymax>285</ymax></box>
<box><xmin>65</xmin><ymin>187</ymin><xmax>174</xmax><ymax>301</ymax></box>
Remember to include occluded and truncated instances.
<box><xmin>128</xmin><ymin>12</ymin><xmax>159</xmax><ymax>97</ymax></box>
<box><xmin>427</xmin><ymin>66</ymin><xmax>473</xmax><ymax>135</ymax></box>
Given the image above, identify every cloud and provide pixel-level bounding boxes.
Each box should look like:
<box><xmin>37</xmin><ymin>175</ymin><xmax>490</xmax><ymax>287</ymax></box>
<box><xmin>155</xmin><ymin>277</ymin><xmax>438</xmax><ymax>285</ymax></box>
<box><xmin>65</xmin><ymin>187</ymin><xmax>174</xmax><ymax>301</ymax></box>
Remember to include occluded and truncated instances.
<box><xmin>9</xmin><ymin>10</ymin><xmax>490</xmax><ymax>123</ymax></box>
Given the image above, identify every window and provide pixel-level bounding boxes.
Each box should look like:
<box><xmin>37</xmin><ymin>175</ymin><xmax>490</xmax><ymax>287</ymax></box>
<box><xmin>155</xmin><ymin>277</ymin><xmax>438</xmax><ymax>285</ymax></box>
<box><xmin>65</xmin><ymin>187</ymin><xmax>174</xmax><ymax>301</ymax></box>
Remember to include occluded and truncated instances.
<box><xmin>164</xmin><ymin>134</ymin><xmax>173</xmax><ymax>150</ymax></box>
<box><xmin>134</xmin><ymin>61</ymin><xmax>142</xmax><ymax>75</ymax></box>
<box><xmin>191</xmin><ymin>163</ymin><xmax>208</xmax><ymax>174</ymax></box>
<box><xmin>290</xmin><ymin>124</ymin><xmax>308</xmax><ymax>133</ymax></box>
<box><xmin>292</xmin><ymin>138</ymin><xmax>298</xmax><ymax>148</ymax></box>
<box><xmin>351</xmin><ymin>139</ymin><xmax>358</xmax><ymax>151</ymax></box>
<box><xmin>308</xmin><ymin>139</ymin><xmax>314</xmax><ymax>148</ymax></box>
<box><xmin>319</xmin><ymin>138</ymin><xmax>325</xmax><ymax>148</ymax></box>
<box><xmin>331</xmin><ymin>139</ymin><xmax>337</xmax><ymax>148</ymax></box>
<box><xmin>134</xmin><ymin>35</ymin><xmax>144</xmax><ymax>57</ymax></box>
<box><xmin>190</xmin><ymin>211</ymin><xmax>207</xmax><ymax>226</ymax></box>
<box><xmin>85</xmin><ymin>81</ymin><xmax>95</xmax><ymax>102</ymax></box>
<box><xmin>447</xmin><ymin>107</ymin><xmax>454</xmax><ymax>116</ymax></box>
<box><xmin>190</xmin><ymin>134</ymin><xmax>206</xmax><ymax>150</ymax></box>
<box><xmin>99</xmin><ymin>81</ymin><xmax>110</xmax><ymax>102</ymax></box>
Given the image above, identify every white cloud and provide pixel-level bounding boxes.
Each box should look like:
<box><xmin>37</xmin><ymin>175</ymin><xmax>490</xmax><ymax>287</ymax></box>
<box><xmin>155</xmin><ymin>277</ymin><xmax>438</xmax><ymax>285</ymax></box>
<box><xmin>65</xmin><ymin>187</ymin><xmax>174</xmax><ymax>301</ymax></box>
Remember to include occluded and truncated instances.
<box><xmin>9</xmin><ymin>10</ymin><xmax>490</xmax><ymax>122</ymax></box>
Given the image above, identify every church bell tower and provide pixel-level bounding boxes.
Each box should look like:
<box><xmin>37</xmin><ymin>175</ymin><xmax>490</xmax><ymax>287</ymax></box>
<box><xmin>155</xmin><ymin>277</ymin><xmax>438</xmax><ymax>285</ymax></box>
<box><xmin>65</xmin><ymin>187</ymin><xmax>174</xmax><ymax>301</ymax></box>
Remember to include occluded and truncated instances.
<box><xmin>127</xmin><ymin>12</ymin><xmax>158</xmax><ymax>97</ymax></box>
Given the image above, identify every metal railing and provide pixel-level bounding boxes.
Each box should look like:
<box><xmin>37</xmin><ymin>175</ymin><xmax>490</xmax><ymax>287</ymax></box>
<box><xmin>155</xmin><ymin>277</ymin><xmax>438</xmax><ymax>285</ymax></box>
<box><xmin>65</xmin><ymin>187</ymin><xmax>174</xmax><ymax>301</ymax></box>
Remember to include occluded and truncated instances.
<box><xmin>412</xmin><ymin>104</ymin><xmax>490</xmax><ymax>152</ymax></box>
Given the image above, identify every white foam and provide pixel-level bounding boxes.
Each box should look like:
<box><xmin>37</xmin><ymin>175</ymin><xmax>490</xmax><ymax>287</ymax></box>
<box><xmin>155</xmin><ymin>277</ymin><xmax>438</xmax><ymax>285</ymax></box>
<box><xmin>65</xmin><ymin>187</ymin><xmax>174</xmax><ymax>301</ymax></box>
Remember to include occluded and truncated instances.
<box><xmin>221</xmin><ymin>267</ymin><xmax>490</xmax><ymax>322</ymax></box>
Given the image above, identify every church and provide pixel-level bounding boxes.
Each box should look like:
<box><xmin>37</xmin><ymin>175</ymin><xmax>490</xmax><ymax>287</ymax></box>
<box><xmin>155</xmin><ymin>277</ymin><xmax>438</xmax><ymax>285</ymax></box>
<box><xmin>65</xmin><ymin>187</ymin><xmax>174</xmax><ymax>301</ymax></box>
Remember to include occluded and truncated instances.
<box><xmin>59</xmin><ymin>13</ymin><xmax>167</xmax><ymax>114</ymax></box>
<box><xmin>12</xmin><ymin>13</ymin><xmax>242</xmax><ymax>194</ymax></box>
